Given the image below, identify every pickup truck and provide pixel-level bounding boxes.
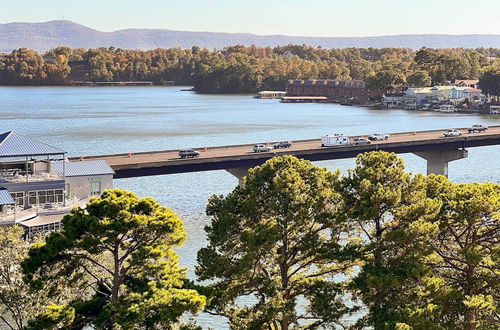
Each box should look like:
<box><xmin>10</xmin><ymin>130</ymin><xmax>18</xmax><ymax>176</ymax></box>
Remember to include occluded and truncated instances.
<box><xmin>468</xmin><ymin>125</ymin><xmax>488</xmax><ymax>133</ymax></box>
<box><xmin>368</xmin><ymin>133</ymin><xmax>390</xmax><ymax>141</ymax></box>
<box><xmin>443</xmin><ymin>129</ymin><xmax>462</xmax><ymax>137</ymax></box>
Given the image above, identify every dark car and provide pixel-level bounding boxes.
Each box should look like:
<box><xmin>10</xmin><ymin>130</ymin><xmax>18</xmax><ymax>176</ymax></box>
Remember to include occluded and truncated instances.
<box><xmin>178</xmin><ymin>149</ymin><xmax>200</xmax><ymax>159</ymax></box>
<box><xmin>353</xmin><ymin>138</ymin><xmax>371</xmax><ymax>145</ymax></box>
<box><xmin>273</xmin><ymin>141</ymin><xmax>292</xmax><ymax>149</ymax></box>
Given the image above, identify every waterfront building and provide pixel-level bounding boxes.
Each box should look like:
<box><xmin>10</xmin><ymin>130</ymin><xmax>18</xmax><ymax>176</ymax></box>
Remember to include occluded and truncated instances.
<box><xmin>286</xmin><ymin>79</ymin><xmax>381</xmax><ymax>101</ymax></box>
<box><xmin>490</xmin><ymin>105</ymin><xmax>500</xmax><ymax>114</ymax></box>
<box><xmin>405</xmin><ymin>87</ymin><xmax>433</xmax><ymax>106</ymax></box>
<box><xmin>0</xmin><ymin>131</ymin><xmax>114</xmax><ymax>233</ymax></box>
<box><xmin>429</xmin><ymin>86</ymin><xmax>456</xmax><ymax>100</ymax></box>
<box><xmin>454</xmin><ymin>79</ymin><xmax>479</xmax><ymax>89</ymax></box>
<box><xmin>51</xmin><ymin>160</ymin><xmax>114</xmax><ymax>200</ymax></box>
<box><xmin>382</xmin><ymin>92</ymin><xmax>407</xmax><ymax>108</ymax></box>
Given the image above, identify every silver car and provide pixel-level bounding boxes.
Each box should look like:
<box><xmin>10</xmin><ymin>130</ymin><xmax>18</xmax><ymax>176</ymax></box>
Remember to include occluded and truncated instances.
<box><xmin>253</xmin><ymin>144</ymin><xmax>271</xmax><ymax>152</ymax></box>
<box><xmin>443</xmin><ymin>129</ymin><xmax>462</xmax><ymax>137</ymax></box>
<box><xmin>353</xmin><ymin>138</ymin><xmax>371</xmax><ymax>145</ymax></box>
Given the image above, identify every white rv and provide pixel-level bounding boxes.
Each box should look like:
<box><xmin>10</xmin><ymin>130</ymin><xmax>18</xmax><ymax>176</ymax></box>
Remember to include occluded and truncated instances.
<box><xmin>321</xmin><ymin>134</ymin><xmax>350</xmax><ymax>147</ymax></box>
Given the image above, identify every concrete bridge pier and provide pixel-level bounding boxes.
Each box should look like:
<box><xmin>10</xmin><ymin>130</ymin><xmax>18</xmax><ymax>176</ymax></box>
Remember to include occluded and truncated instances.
<box><xmin>226</xmin><ymin>167</ymin><xmax>251</xmax><ymax>186</ymax></box>
<box><xmin>414</xmin><ymin>149</ymin><xmax>468</xmax><ymax>177</ymax></box>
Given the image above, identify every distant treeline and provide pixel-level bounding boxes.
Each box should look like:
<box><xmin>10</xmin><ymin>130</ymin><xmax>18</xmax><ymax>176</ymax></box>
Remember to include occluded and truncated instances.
<box><xmin>0</xmin><ymin>45</ymin><xmax>499</xmax><ymax>93</ymax></box>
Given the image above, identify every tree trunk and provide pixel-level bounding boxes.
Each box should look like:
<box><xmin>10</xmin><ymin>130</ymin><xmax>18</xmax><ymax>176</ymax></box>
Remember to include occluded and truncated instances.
<box><xmin>279</xmin><ymin>221</ymin><xmax>290</xmax><ymax>330</ymax></box>
<box><xmin>464</xmin><ymin>309</ymin><xmax>476</xmax><ymax>330</ymax></box>
<box><xmin>112</xmin><ymin>243</ymin><xmax>120</xmax><ymax>303</ymax></box>
<box><xmin>464</xmin><ymin>263</ymin><xmax>477</xmax><ymax>330</ymax></box>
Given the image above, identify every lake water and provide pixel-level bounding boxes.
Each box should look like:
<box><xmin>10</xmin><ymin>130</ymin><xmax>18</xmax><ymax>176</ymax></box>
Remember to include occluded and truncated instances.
<box><xmin>1</xmin><ymin>86</ymin><xmax>499</xmax><ymax>329</ymax></box>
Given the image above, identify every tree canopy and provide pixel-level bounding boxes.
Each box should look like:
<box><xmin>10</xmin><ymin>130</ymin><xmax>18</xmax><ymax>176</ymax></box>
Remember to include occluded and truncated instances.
<box><xmin>479</xmin><ymin>67</ymin><xmax>500</xmax><ymax>98</ymax></box>
<box><xmin>0</xmin><ymin>45</ymin><xmax>498</xmax><ymax>92</ymax></box>
<box><xmin>22</xmin><ymin>189</ymin><xmax>205</xmax><ymax>329</ymax></box>
<box><xmin>197</xmin><ymin>156</ymin><xmax>356</xmax><ymax>329</ymax></box>
<box><xmin>0</xmin><ymin>225</ymin><xmax>80</xmax><ymax>330</ymax></box>
<box><xmin>197</xmin><ymin>153</ymin><xmax>499</xmax><ymax>329</ymax></box>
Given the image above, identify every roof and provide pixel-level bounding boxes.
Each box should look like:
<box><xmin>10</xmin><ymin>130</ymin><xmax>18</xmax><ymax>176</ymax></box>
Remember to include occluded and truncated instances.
<box><xmin>0</xmin><ymin>189</ymin><xmax>15</xmax><ymax>205</ymax></box>
<box><xmin>19</xmin><ymin>214</ymin><xmax>65</xmax><ymax>227</ymax></box>
<box><xmin>455</xmin><ymin>79</ymin><xmax>479</xmax><ymax>85</ymax></box>
<box><xmin>51</xmin><ymin>160</ymin><xmax>115</xmax><ymax>177</ymax></box>
<box><xmin>465</xmin><ymin>88</ymin><xmax>481</xmax><ymax>93</ymax></box>
<box><xmin>432</xmin><ymin>86</ymin><xmax>455</xmax><ymax>91</ymax></box>
<box><xmin>0</xmin><ymin>131</ymin><xmax>66</xmax><ymax>158</ymax></box>
<box><xmin>406</xmin><ymin>87</ymin><xmax>432</xmax><ymax>94</ymax></box>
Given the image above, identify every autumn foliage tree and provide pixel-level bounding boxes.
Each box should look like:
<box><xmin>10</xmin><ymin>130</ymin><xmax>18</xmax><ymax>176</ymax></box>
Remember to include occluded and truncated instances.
<box><xmin>1</xmin><ymin>45</ymin><xmax>497</xmax><ymax>92</ymax></box>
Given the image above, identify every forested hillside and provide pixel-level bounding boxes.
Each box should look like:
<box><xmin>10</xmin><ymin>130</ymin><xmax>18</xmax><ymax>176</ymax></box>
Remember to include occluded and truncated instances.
<box><xmin>2</xmin><ymin>20</ymin><xmax>500</xmax><ymax>52</ymax></box>
<box><xmin>0</xmin><ymin>45</ymin><xmax>499</xmax><ymax>93</ymax></box>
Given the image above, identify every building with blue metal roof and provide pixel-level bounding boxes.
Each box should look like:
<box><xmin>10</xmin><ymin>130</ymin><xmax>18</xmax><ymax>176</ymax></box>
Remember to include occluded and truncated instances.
<box><xmin>51</xmin><ymin>160</ymin><xmax>115</xmax><ymax>200</ymax></box>
<box><xmin>0</xmin><ymin>131</ymin><xmax>114</xmax><ymax>228</ymax></box>
<box><xmin>51</xmin><ymin>160</ymin><xmax>115</xmax><ymax>177</ymax></box>
<box><xmin>0</xmin><ymin>188</ymin><xmax>15</xmax><ymax>218</ymax></box>
<box><xmin>0</xmin><ymin>131</ymin><xmax>66</xmax><ymax>158</ymax></box>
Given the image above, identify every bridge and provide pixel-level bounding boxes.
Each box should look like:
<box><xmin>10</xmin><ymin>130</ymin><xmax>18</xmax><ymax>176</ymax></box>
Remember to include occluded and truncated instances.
<box><xmin>72</xmin><ymin>126</ymin><xmax>500</xmax><ymax>183</ymax></box>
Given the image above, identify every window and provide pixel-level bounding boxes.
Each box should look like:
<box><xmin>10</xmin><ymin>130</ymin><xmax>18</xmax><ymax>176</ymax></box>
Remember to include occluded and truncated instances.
<box><xmin>10</xmin><ymin>192</ymin><xmax>24</xmax><ymax>206</ymax></box>
<box><xmin>90</xmin><ymin>181</ymin><xmax>101</xmax><ymax>196</ymax></box>
<box><xmin>26</xmin><ymin>189</ymin><xmax>65</xmax><ymax>206</ymax></box>
<box><xmin>28</xmin><ymin>191</ymin><xmax>37</xmax><ymax>205</ymax></box>
<box><xmin>38</xmin><ymin>190</ymin><xmax>46</xmax><ymax>204</ymax></box>
<box><xmin>46</xmin><ymin>190</ymin><xmax>55</xmax><ymax>203</ymax></box>
<box><xmin>55</xmin><ymin>189</ymin><xmax>64</xmax><ymax>203</ymax></box>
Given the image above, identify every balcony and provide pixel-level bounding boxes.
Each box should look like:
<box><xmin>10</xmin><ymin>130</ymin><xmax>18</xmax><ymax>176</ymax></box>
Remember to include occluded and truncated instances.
<box><xmin>0</xmin><ymin>169</ymin><xmax>63</xmax><ymax>184</ymax></box>
<box><xmin>0</xmin><ymin>196</ymin><xmax>90</xmax><ymax>225</ymax></box>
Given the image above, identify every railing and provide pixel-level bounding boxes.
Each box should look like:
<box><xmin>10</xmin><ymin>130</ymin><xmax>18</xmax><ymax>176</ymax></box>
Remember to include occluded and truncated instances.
<box><xmin>0</xmin><ymin>171</ymin><xmax>63</xmax><ymax>183</ymax></box>
<box><xmin>0</xmin><ymin>197</ymin><xmax>90</xmax><ymax>224</ymax></box>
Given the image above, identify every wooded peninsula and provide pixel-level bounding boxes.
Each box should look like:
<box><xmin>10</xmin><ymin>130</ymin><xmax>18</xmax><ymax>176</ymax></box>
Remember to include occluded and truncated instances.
<box><xmin>0</xmin><ymin>45</ymin><xmax>499</xmax><ymax>94</ymax></box>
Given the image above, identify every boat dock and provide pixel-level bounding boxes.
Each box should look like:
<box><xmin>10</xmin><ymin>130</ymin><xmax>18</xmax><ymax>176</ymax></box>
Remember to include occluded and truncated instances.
<box><xmin>281</xmin><ymin>96</ymin><xmax>329</xmax><ymax>103</ymax></box>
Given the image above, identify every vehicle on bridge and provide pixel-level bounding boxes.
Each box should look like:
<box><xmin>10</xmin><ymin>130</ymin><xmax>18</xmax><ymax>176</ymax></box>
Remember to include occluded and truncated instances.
<box><xmin>273</xmin><ymin>141</ymin><xmax>292</xmax><ymax>149</ymax></box>
<box><xmin>253</xmin><ymin>144</ymin><xmax>271</xmax><ymax>152</ymax></box>
<box><xmin>443</xmin><ymin>129</ymin><xmax>462</xmax><ymax>137</ymax></box>
<box><xmin>353</xmin><ymin>137</ymin><xmax>371</xmax><ymax>145</ymax></box>
<box><xmin>468</xmin><ymin>124</ymin><xmax>488</xmax><ymax>133</ymax></box>
<box><xmin>321</xmin><ymin>134</ymin><xmax>350</xmax><ymax>147</ymax></box>
<box><xmin>368</xmin><ymin>133</ymin><xmax>390</xmax><ymax>141</ymax></box>
<box><xmin>178</xmin><ymin>149</ymin><xmax>200</xmax><ymax>159</ymax></box>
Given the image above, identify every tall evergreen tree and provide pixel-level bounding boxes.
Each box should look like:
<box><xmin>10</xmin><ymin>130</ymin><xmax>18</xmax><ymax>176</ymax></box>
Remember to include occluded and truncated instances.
<box><xmin>22</xmin><ymin>189</ymin><xmax>205</xmax><ymax>329</ymax></box>
<box><xmin>341</xmin><ymin>151</ymin><xmax>440</xmax><ymax>328</ymax></box>
<box><xmin>197</xmin><ymin>156</ymin><xmax>355</xmax><ymax>330</ymax></box>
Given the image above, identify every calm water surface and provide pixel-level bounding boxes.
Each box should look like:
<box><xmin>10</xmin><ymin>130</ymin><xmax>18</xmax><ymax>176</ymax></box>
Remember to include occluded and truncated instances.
<box><xmin>1</xmin><ymin>86</ymin><xmax>499</xmax><ymax>328</ymax></box>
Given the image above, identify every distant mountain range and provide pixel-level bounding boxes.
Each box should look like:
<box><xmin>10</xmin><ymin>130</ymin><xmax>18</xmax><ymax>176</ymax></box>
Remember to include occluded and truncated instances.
<box><xmin>1</xmin><ymin>20</ymin><xmax>500</xmax><ymax>52</ymax></box>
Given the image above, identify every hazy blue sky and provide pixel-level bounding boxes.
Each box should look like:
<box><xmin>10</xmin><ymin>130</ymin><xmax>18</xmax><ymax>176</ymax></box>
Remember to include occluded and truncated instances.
<box><xmin>2</xmin><ymin>0</ymin><xmax>499</xmax><ymax>36</ymax></box>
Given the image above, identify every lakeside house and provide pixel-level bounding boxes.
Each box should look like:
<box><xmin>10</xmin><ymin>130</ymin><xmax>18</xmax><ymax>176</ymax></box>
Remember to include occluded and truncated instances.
<box><xmin>454</xmin><ymin>79</ymin><xmax>479</xmax><ymax>89</ymax></box>
<box><xmin>0</xmin><ymin>131</ymin><xmax>114</xmax><ymax>236</ymax></box>
<box><xmin>383</xmin><ymin>80</ymin><xmax>488</xmax><ymax>111</ymax></box>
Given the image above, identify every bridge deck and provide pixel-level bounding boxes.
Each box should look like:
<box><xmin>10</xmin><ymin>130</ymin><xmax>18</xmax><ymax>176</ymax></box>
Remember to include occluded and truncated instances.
<box><xmin>72</xmin><ymin>126</ymin><xmax>500</xmax><ymax>179</ymax></box>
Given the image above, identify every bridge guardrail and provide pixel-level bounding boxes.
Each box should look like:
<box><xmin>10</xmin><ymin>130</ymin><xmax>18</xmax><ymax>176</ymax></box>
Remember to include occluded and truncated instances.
<box><xmin>68</xmin><ymin>125</ymin><xmax>500</xmax><ymax>161</ymax></box>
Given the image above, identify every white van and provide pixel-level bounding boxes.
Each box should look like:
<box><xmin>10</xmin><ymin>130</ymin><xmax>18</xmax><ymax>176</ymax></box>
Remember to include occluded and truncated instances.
<box><xmin>321</xmin><ymin>134</ymin><xmax>350</xmax><ymax>147</ymax></box>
